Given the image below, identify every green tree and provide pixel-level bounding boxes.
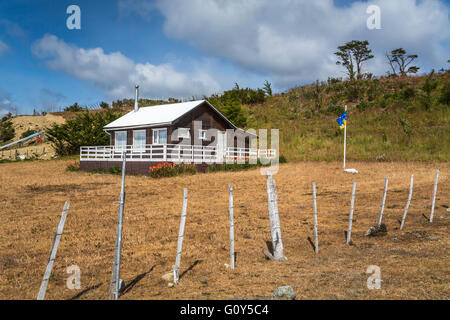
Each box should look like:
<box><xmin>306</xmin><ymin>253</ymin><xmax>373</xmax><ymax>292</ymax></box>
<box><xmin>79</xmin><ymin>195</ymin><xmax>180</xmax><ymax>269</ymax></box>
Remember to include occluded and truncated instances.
<box><xmin>263</xmin><ymin>80</ymin><xmax>272</xmax><ymax>96</ymax></box>
<box><xmin>99</xmin><ymin>101</ymin><xmax>110</xmax><ymax>109</ymax></box>
<box><xmin>0</xmin><ymin>114</ymin><xmax>15</xmax><ymax>143</ymax></box>
<box><xmin>46</xmin><ymin>110</ymin><xmax>121</xmax><ymax>156</ymax></box>
<box><xmin>335</xmin><ymin>40</ymin><xmax>374</xmax><ymax>80</ymax></box>
<box><xmin>64</xmin><ymin>102</ymin><xmax>83</xmax><ymax>112</ymax></box>
<box><xmin>386</xmin><ymin>48</ymin><xmax>419</xmax><ymax>76</ymax></box>
<box><xmin>221</xmin><ymin>99</ymin><xmax>247</xmax><ymax>128</ymax></box>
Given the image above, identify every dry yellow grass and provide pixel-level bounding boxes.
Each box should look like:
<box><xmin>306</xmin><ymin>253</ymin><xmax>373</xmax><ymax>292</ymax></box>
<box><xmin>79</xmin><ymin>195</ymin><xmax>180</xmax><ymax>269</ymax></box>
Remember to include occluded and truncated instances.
<box><xmin>0</xmin><ymin>160</ymin><xmax>448</xmax><ymax>300</ymax></box>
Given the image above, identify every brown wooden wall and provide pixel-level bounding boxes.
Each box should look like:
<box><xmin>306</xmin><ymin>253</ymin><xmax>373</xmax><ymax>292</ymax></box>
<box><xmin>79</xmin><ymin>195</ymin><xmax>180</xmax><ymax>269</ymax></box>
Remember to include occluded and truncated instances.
<box><xmin>80</xmin><ymin>160</ymin><xmax>220</xmax><ymax>175</ymax></box>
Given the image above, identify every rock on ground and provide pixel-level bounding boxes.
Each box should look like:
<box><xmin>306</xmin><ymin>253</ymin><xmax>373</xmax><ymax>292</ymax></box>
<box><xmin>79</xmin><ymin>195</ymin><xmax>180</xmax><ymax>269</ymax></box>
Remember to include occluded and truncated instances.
<box><xmin>365</xmin><ymin>224</ymin><xmax>387</xmax><ymax>237</ymax></box>
<box><xmin>162</xmin><ymin>271</ymin><xmax>174</xmax><ymax>282</ymax></box>
<box><xmin>273</xmin><ymin>286</ymin><xmax>296</xmax><ymax>300</ymax></box>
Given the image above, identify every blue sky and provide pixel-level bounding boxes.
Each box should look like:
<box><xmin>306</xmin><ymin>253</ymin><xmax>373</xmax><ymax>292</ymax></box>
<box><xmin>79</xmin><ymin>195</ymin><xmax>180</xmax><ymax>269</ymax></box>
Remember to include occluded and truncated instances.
<box><xmin>0</xmin><ymin>0</ymin><xmax>449</xmax><ymax>115</ymax></box>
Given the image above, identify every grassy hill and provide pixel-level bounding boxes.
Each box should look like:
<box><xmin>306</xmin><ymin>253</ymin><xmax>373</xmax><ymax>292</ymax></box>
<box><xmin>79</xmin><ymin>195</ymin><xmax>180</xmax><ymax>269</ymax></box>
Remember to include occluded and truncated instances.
<box><xmin>243</xmin><ymin>71</ymin><xmax>449</xmax><ymax>162</ymax></box>
<box><xmin>4</xmin><ymin>71</ymin><xmax>447</xmax><ymax>162</ymax></box>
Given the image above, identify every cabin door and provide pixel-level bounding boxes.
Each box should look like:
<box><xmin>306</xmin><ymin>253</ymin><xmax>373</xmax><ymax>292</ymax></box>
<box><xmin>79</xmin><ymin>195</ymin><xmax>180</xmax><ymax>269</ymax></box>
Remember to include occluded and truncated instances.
<box><xmin>216</xmin><ymin>131</ymin><xmax>226</xmax><ymax>163</ymax></box>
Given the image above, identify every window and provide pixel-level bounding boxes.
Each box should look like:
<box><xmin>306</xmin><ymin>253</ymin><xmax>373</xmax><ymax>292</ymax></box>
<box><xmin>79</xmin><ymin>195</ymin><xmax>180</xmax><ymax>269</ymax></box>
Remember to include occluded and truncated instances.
<box><xmin>177</xmin><ymin>128</ymin><xmax>190</xmax><ymax>139</ymax></box>
<box><xmin>133</xmin><ymin>130</ymin><xmax>146</xmax><ymax>151</ymax></box>
<box><xmin>152</xmin><ymin>128</ymin><xmax>167</xmax><ymax>145</ymax></box>
<box><xmin>199</xmin><ymin>129</ymin><xmax>207</xmax><ymax>140</ymax></box>
<box><xmin>115</xmin><ymin>131</ymin><xmax>127</xmax><ymax>150</ymax></box>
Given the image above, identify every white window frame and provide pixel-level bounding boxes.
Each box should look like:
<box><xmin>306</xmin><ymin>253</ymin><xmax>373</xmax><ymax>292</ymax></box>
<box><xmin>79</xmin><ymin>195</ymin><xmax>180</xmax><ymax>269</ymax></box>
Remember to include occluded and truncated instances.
<box><xmin>115</xmin><ymin>131</ymin><xmax>127</xmax><ymax>151</ymax></box>
<box><xmin>133</xmin><ymin>129</ymin><xmax>146</xmax><ymax>151</ymax></box>
<box><xmin>199</xmin><ymin>129</ymin><xmax>207</xmax><ymax>140</ymax></box>
<box><xmin>177</xmin><ymin>128</ymin><xmax>190</xmax><ymax>139</ymax></box>
<box><xmin>152</xmin><ymin>128</ymin><xmax>167</xmax><ymax>145</ymax></box>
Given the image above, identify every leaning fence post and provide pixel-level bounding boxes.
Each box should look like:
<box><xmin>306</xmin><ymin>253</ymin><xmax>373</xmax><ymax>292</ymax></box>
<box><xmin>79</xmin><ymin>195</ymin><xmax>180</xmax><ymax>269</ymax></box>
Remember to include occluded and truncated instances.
<box><xmin>109</xmin><ymin>152</ymin><xmax>127</xmax><ymax>300</ymax></box>
<box><xmin>347</xmin><ymin>180</ymin><xmax>357</xmax><ymax>245</ymax></box>
<box><xmin>377</xmin><ymin>176</ymin><xmax>389</xmax><ymax>227</ymax></box>
<box><xmin>312</xmin><ymin>183</ymin><xmax>319</xmax><ymax>253</ymax></box>
<box><xmin>263</xmin><ymin>171</ymin><xmax>285</xmax><ymax>261</ymax></box>
<box><xmin>228</xmin><ymin>185</ymin><xmax>235</xmax><ymax>270</ymax></box>
<box><xmin>429</xmin><ymin>169</ymin><xmax>439</xmax><ymax>223</ymax></box>
<box><xmin>37</xmin><ymin>201</ymin><xmax>70</xmax><ymax>300</ymax></box>
<box><xmin>173</xmin><ymin>188</ymin><xmax>188</xmax><ymax>284</ymax></box>
<box><xmin>400</xmin><ymin>175</ymin><xmax>414</xmax><ymax>230</ymax></box>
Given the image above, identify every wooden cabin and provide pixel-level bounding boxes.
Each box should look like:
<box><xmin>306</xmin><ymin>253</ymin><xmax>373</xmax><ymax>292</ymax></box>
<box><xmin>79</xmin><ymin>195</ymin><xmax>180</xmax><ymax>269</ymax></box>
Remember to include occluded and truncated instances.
<box><xmin>79</xmin><ymin>88</ymin><xmax>275</xmax><ymax>175</ymax></box>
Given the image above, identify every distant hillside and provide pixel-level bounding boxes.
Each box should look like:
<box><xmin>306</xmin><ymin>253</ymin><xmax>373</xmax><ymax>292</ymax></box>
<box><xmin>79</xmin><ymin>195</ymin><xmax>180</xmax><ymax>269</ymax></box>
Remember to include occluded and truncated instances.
<box><xmin>243</xmin><ymin>71</ymin><xmax>449</xmax><ymax>162</ymax></box>
<box><xmin>29</xmin><ymin>71</ymin><xmax>450</xmax><ymax>162</ymax></box>
<box><xmin>0</xmin><ymin>114</ymin><xmax>66</xmax><ymax>160</ymax></box>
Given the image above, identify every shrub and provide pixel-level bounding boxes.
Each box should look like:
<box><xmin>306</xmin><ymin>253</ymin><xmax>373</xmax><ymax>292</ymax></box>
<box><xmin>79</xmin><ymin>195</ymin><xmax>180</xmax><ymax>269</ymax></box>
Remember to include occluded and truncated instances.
<box><xmin>20</xmin><ymin>129</ymin><xmax>38</xmax><ymax>139</ymax></box>
<box><xmin>66</xmin><ymin>161</ymin><xmax>80</xmax><ymax>172</ymax></box>
<box><xmin>439</xmin><ymin>82</ymin><xmax>450</xmax><ymax>105</ymax></box>
<box><xmin>149</xmin><ymin>162</ymin><xmax>197</xmax><ymax>178</ymax></box>
<box><xmin>344</xmin><ymin>81</ymin><xmax>362</xmax><ymax>102</ymax></box>
<box><xmin>279</xmin><ymin>154</ymin><xmax>287</xmax><ymax>163</ymax></box>
<box><xmin>221</xmin><ymin>100</ymin><xmax>247</xmax><ymax>128</ymax></box>
<box><xmin>422</xmin><ymin>78</ymin><xmax>438</xmax><ymax>96</ymax></box>
<box><xmin>46</xmin><ymin>110</ymin><xmax>121</xmax><ymax>156</ymax></box>
<box><xmin>326</xmin><ymin>103</ymin><xmax>345</xmax><ymax>115</ymax></box>
<box><xmin>356</xmin><ymin>100</ymin><xmax>368</xmax><ymax>111</ymax></box>
<box><xmin>109</xmin><ymin>166</ymin><xmax>120</xmax><ymax>175</ymax></box>
<box><xmin>0</xmin><ymin>114</ymin><xmax>15</xmax><ymax>143</ymax></box>
<box><xmin>64</xmin><ymin>103</ymin><xmax>84</xmax><ymax>112</ymax></box>
<box><xmin>402</xmin><ymin>87</ymin><xmax>416</xmax><ymax>99</ymax></box>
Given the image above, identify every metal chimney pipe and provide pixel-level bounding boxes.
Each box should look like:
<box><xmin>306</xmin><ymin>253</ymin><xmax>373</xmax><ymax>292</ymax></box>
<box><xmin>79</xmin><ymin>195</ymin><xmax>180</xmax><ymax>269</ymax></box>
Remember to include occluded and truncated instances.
<box><xmin>134</xmin><ymin>85</ymin><xmax>139</xmax><ymax>112</ymax></box>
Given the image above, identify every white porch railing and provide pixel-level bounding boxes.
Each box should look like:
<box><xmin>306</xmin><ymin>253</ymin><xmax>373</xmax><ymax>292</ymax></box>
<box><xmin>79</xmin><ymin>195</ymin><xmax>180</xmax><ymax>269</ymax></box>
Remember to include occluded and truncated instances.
<box><xmin>80</xmin><ymin>144</ymin><xmax>276</xmax><ymax>163</ymax></box>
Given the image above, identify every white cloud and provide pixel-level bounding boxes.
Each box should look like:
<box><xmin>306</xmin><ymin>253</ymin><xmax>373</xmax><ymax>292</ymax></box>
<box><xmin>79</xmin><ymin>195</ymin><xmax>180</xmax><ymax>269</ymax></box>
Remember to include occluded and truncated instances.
<box><xmin>155</xmin><ymin>0</ymin><xmax>450</xmax><ymax>88</ymax></box>
<box><xmin>32</xmin><ymin>34</ymin><xmax>221</xmax><ymax>100</ymax></box>
<box><xmin>0</xmin><ymin>40</ymin><xmax>9</xmax><ymax>56</ymax></box>
<box><xmin>0</xmin><ymin>19</ymin><xmax>26</xmax><ymax>38</ymax></box>
<box><xmin>118</xmin><ymin>0</ymin><xmax>155</xmax><ymax>20</ymax></box>
<box><xmin>0</xmin><ymin>88</ymin><xmax>13</xmax><ymax>116</ymax></box>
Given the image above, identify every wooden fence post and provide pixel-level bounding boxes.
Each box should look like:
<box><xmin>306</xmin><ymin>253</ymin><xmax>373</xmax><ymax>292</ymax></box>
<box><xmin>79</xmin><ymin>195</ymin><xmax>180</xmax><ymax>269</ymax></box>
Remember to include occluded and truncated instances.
<box><xmin>347</xmin><ymin>180</ymin><xmax>357</xmax><ymax>245</ymax></box>
<box><xmin>400</xmin><ymin>175</ymin><xmax>414</xmax><ymax>230</ymax></box>
<box><xmin>312</xmin><ymin>183</ymin><xmax>319</xmax><ymax>253</ymax></box>
<box><xmin>429</xmin><ymin>169</ymin><xmax>439</xmax><ymax>223</ymax></box>
<box><xmin>263</xmin><ymin>171</ymin><xmax>285</xmax><ymax>261</ymax></box>
<box><xmin>37</xmin><ymin>201</ymin><xmax>70</xmax><ymax>300</ymax></box>
<box><xmin>377</xmin><ymin>176</ymin><xmax>389</xmax><ymax>227</ymax></box>
<box><xmin>109</xmin><ymin>152</ymin><xmax>127</xmax><ymax>300</ymax></box>
<box><xmin>173</xmin><ymin>188</ymin><xmax>188</xmax><ymax>284</ymax></box>
<box><xmin>229</xmin><ymin>185</ymin><xmax>235</xmax><ymax>270</ymax></box>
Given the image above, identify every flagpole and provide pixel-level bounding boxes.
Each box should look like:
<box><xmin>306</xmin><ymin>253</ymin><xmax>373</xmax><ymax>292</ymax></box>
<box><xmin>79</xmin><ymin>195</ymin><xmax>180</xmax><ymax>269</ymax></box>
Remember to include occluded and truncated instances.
<box><xmin>343</xmin><ymin>105</ymin><xmax>347</xmax><ymax>170</ymax></box>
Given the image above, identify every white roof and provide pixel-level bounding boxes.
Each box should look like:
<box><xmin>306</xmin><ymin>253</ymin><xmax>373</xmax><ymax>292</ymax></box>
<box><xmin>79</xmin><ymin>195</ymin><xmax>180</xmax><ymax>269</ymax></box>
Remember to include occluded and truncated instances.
<box><xmin>104</xmin><ymin>100</ymin><xmax>225</xmax><ymax>130</ymax></box>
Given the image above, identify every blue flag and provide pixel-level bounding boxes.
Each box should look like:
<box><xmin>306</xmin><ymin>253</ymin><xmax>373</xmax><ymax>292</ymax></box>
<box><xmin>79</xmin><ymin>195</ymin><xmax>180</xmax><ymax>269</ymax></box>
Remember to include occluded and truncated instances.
<box><xmin>337</xmin><ymin>111</ymin><xmax>347</xmax><ymax>129</ymax></box>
